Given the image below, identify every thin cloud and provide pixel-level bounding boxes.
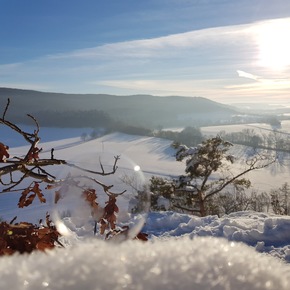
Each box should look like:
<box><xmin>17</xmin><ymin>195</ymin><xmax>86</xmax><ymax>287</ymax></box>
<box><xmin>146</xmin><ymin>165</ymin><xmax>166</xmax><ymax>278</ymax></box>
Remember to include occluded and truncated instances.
<box><xmin>48</xmin><ymin>23</ymin><xmax>253</xmax><ymax>61</ymax></box>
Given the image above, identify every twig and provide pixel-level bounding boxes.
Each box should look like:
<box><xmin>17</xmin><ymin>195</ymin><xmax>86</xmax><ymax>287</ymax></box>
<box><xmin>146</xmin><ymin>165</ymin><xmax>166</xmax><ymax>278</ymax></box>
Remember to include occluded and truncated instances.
<box><xmin>64</xmin><ymin>174</ymin><xmax>126</xmax><ymax>196</ymax></box>
<box><xmin>2</xmin><ymin>98</ymin><xmax>10</xmax><ymax>119</ymax></box>
<box><xmin>66</xmin><ymin>155</ymin><xmax>120</xmax><ymax>176</ymax></box>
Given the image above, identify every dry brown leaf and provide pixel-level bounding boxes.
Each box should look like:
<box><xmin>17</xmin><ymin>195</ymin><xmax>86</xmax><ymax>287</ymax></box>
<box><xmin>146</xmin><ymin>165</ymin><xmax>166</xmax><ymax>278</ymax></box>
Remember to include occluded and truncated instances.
<box><xmin>0</xmin><ymin>142</ymin><xmax>9</xmax><ymax>162</ymax></box>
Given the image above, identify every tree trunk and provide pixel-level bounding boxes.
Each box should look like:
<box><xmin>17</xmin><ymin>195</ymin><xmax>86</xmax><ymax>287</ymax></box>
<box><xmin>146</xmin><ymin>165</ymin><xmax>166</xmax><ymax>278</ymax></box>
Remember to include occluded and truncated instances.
<box><xmin>198</xmin><ymin>191</ymin><xmax>206</xmax><ymax>217</ymax></box>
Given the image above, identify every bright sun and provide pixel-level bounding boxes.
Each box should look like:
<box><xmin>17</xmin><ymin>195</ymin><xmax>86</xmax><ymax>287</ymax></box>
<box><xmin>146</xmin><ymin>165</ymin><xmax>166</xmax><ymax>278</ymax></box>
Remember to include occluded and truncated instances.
<box><xmin>257</xmin><ymin>20</ymin><xmax>290</xmax><ymax>70</ymax></box>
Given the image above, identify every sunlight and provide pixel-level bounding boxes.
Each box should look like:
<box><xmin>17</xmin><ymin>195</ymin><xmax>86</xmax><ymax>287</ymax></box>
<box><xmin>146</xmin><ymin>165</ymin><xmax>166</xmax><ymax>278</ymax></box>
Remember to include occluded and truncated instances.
<box><xmin>134</xmin><ymin>165</ymin><xmax>141</xmax><ymax>172</ymax></box>
<box><xmin>257</xmin><ymin>20</ymin><xmax>290</xmax><ymax>70</ymax></box>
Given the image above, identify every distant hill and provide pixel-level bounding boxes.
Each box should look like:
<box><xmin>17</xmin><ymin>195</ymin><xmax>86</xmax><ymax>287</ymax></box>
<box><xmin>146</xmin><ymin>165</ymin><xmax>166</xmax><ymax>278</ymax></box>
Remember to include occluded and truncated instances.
<box><xmin>0</xmin><ymin>87</ymin><xmax>237</xmax><ymax>128</ymax></box>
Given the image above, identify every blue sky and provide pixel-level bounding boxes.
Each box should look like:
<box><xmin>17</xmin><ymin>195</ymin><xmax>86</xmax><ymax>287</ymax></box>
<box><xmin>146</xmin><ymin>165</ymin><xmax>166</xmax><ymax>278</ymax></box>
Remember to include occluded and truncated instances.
<box><xmin>1</xmin><ymin>0</ymin><xmax>290</xmax><ymax>104</ymax></box>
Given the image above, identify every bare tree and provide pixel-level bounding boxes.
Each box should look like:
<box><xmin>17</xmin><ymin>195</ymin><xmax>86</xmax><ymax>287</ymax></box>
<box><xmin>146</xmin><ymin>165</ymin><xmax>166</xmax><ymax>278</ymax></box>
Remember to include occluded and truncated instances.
<box><xmin>270</xmin><ymin>182</ymin><xmax>290</xmax><ymax>215</ymax></box>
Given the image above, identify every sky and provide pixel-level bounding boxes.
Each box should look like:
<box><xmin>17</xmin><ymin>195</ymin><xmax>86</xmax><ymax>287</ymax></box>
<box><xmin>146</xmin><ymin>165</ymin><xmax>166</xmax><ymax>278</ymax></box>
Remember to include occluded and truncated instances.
<box><xmin>1</xmin><ymin>0</ymin><xmax>290</xmax><ymax>104</ymax></box>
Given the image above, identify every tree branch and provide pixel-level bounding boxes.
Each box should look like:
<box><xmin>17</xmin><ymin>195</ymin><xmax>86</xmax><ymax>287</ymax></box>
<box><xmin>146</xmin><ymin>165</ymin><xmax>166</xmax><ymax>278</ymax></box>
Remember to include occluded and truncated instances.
<box><xmin>66</xmin><ymin>155</ymin><xmax>120</xmax><ymax>176</ymax></box>
<box><xmin>204</xmin><ymin>156</ymin><xmax>275</xmax><ymax>200</ymax></box>
<box><xmin>2</xmin><ymin>98</ymin><xmax>10</xmax><ymax>119</ymax></box>
<box><xmin>172</xmin><ymin>203</ymin><xmax>200</xmax><ymax>214</ymax></box>
<box><xmin>1</xmin><ymin>99</ymin><xmax>123</xmax><ymax>196</ymax></box>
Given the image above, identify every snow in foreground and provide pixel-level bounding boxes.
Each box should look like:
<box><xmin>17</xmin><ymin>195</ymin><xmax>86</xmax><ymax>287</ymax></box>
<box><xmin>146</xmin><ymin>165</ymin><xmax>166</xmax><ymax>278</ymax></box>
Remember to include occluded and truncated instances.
<box><xmin>0</xmin><ymin>236</ymin><xmax>289</xmax><ymax>290</ymax></box>
<box><xmin>0</xmin><ymin>211</ymin><xmax>290</xmax><ymax>290</ymax></box>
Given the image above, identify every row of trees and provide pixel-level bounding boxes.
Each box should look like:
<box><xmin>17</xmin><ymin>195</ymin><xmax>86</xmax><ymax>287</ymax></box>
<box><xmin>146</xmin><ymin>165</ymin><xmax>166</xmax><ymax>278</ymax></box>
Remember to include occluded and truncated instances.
<box><xmin>94</xmin><ymin>124</ymin><xmax>290</xmax><ymax>155</ymax></box>
<box><xmin>219</xmin><ymin>128</ymin><xmax>290</xmax><ymax>152</ymax></box>
<box><xmin>148</xmin><ymin>177</ymin><xmax>290</xmax><ymax>217</ymax></box>
<box><xmin>153</xmin><ymin>126</ymin><xmax>203</xmax><ymax>147</ymax></box>
<box><xmin>32</xmin><ymin>109</ymin><xmax>113</xmax><ymax>128</ymax></box>
<box><xmin>81</xmin><ymin>126</ymin><xmax>204</xmax><ymax>149</ymax></box>
<box><xmin>81</xmin><ymin>125</ymin><xmax>152</xmax><ymax>141</ymax></box>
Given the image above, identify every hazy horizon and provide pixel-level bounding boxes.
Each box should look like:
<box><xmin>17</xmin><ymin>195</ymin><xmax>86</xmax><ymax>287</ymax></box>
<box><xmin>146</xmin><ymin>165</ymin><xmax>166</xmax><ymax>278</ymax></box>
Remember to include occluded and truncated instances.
<box><xmin>1</xmin><ymin>1</ymin><xmax>290</xmax><ymax>104</ymax></box>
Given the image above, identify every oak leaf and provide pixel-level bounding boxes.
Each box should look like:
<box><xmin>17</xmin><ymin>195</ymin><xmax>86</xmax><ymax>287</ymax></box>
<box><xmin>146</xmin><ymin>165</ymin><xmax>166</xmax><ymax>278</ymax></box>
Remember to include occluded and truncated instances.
<box><xmin>18</xmin><ymin>182</ymin><xmax>46</xmax><ymax>208</ymax></box>
<box><xmin>0</xmin><ymin>142</ymin><xmax>9</xmax><ymax>162</ymax></box>
<box><xmin>33</xmin><ymin>182</ymin><xmax>46</xmax><ymax>203</ymax></box>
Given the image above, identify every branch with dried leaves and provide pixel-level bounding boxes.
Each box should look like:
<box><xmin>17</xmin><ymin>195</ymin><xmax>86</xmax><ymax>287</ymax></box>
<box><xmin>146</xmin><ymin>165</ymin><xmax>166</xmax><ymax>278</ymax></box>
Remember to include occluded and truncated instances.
<box><xmin>0</xmin><ymin>98</ymin><xmax>123</xmax><ymax>196</ymax></box>
<box><xmin>0</xmin><ymin>98</ymin><xmax>149</xmax><ymax>255</ymax></box>
<box><xmin>0</xmin><ymin>213</ymin><xmax>63</xmax><ymax>255</ymax></box>
<box><xmin>0</xmin><ymin>98</ymin><xmax>125</xmax><ymax>213</ymax></box>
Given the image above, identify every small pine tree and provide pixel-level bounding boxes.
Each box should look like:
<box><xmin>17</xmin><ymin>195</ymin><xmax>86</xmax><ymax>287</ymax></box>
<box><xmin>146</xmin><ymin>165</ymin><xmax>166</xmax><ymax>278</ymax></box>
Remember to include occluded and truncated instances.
<box><xmin>149</xmin><ymin>176</ymin><xmax>175</xmax><ymax>211</ymax></box>
<box><xmin>173</xmin><ymin>136</ymin><xmax>273</xmax><ymax>216</ymax></box>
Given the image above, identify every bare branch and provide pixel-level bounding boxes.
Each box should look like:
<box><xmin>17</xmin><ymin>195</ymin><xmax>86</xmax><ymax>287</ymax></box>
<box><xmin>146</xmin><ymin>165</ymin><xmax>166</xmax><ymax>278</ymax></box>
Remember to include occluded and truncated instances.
<box><xmin>63</xmin><ymin>175</ymin><xmax>126</xmax><ymax>196</ymax></box>
<box><xmin>66</xmin><ymin>155</ymin><xmax>120</xmax><ymax>176</ymax></box>
<box><xmin>51</xmin><ymin>148</ymin><xmax>54</xmax><ymax>159</ymax></box>
<box><xmin>205</xmin><ymin>155</ymin><xmax>275</xmax><ymax>200</ymax></box>
<box><xmin>1</xmin><ymin>99</ymin><xmax>38</xmax><ymax>144</ymax></box>
<box><xmin>2</xmin><ymin>98</ymin><xmax>10</xmax><ymax>119</ymax></box>
<box><xmin>27</xmin><ymin>114</ymin><xmax>40</xmax><ymax>135</ymax></box>
<box><xmin>3</xmin><ymin>173</ymin><xmax>29</xmax><ymax>192</ymax></box>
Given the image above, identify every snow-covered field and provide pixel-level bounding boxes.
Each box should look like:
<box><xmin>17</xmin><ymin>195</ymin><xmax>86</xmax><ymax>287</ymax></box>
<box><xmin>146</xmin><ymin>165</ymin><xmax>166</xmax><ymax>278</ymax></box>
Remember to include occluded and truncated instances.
<box><xmin>1</xmin><ymin>130</ymin><xmax>290</xmax><ymax>289</ymax></box>
<box><xmin>201</xmin><ymin>120</ymin><xmax>290</xmax><ymax>137</ymax></box>
<box><xmin>166</xmin><ymin>120</ymin><xmax>290</xmax><ymax>137</ymax></box>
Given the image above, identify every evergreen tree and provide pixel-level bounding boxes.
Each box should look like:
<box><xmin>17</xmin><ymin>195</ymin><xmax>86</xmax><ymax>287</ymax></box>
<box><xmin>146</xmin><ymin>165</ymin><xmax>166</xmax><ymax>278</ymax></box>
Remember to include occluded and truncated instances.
<box><xmin>173</xmin><ymin>136</ymin><xmax>273</xmax><ymax>216</ymax></box>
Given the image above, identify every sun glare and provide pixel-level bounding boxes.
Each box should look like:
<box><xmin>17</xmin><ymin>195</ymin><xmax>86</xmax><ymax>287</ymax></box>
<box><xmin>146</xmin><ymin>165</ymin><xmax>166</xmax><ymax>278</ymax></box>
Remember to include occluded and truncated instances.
<box><xmin>134</xmin><ymin>165</ymin><xmax>141</xmax><ymax>172</ymax></box>
<box><xmin>257</xmin><ymin>20</ymin><xmax>290</xmax><ymax>70</ymax></box>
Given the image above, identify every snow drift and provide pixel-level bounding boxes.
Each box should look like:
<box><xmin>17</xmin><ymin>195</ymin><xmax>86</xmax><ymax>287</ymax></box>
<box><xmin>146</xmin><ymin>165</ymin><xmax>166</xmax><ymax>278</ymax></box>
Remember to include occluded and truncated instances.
<box><xmin>0</xmin><ymin>235</ymin><xmax>289</xmax><ymax>290</ymax></box>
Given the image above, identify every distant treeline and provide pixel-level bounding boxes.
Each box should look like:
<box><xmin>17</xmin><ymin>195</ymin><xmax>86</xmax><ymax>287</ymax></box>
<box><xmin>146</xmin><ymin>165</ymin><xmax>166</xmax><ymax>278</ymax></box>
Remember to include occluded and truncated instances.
<box><xmin>154</xmin><ymin>127</ymin><xmax>203</xmax><ymax>147</ymax></box>
<box><xmin>28</xmin><ymin>109</ymin><xmax>154</xmax><ymax>137</ymax></box>
<box><xmin>14</xmin><ymin>108</ymin><xmax>204</xmax><ymax>147</ymax></box>
<box><xmin>83</xmin><ymin>124</ymin><xmax>203</xmax><ymax>148</ymax></box>
<box><xmin>219</xmin><ymin>128</ymin><xmax>290</xmax><ymax>152</ymax></box>
<box><xmin>31</xmin><ymin>110</ymin><xmax>113</xmax><ymax>128</ymax></box>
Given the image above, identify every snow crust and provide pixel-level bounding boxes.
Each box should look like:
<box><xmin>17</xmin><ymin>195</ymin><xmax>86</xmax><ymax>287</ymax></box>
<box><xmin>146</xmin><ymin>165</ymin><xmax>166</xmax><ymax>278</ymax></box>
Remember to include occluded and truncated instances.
<box><xmin>1</xmin><ymin>211</ymin><xmax>290</xmax><ymax>290</ymax></box>
<box><xmin>0</xmin><ymin>236</ymin><xmax>289</xmax><ymax>290</ymax></box>
<box><xmin>145</xmin><ymin>211</ymin><xmax>290</xmax><ymax>262</ymax></box>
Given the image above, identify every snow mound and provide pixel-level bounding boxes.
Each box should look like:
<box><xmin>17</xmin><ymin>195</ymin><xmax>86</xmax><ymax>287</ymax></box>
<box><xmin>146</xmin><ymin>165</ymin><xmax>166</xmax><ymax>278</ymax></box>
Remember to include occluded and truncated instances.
<box><xmin>0</xmin><ymin>237</ymin><xmax>290</xmax><ymax>290</ymax></box>
<box><xmin>144</xmin><ymin>211</ymin><xmax>290</xmax><ymax>262</ymax></box>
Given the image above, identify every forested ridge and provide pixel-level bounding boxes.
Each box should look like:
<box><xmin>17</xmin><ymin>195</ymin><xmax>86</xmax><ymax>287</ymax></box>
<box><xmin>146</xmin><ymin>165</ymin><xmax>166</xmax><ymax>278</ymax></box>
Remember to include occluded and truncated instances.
<box><xmin>0</xmin><ymin>87</ymin><xmax>236</xmax><ymax>128</ymax></box>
